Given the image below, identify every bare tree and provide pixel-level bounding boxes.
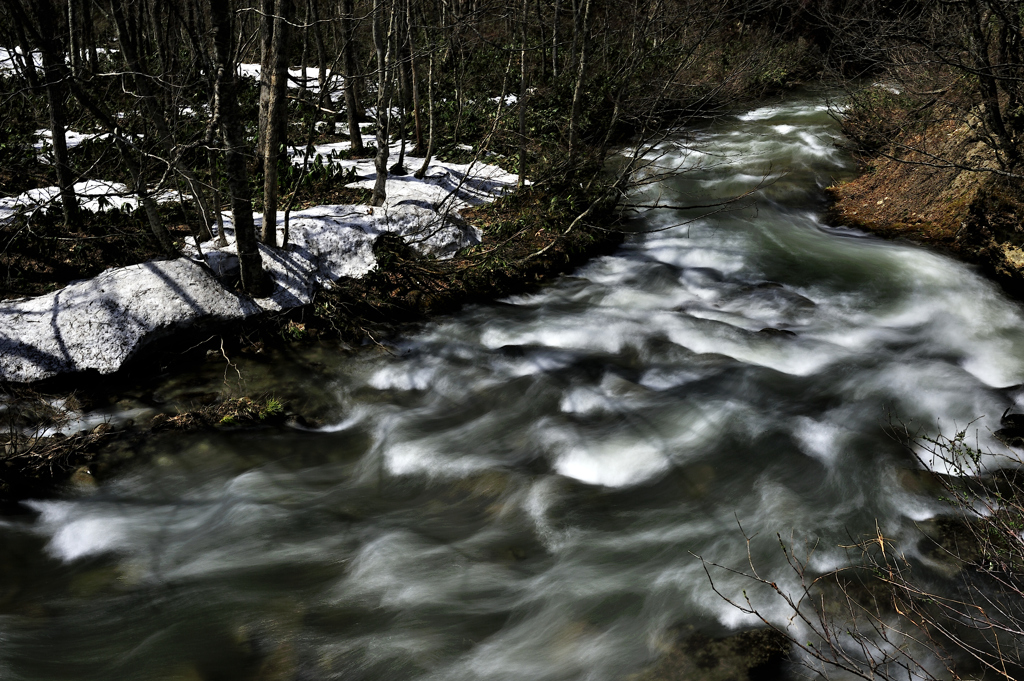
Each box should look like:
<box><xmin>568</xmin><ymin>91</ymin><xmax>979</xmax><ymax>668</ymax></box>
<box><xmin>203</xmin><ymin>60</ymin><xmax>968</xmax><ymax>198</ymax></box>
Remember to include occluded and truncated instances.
<box><xmin>260</xmin><ymin>0</ymin><xmax>291</xmax><ymax>247</ymax></box>
<box><xmin>39</xmin><ymin>39</ymin><xmax>81</xmax><ymax>230</ymax></box>
<box><xmin>3</xmin><ymin>0</ymin><xmax>82</xmax><ymax>228</ymax></box>
<box><xmin>371</xmin><ymin>0</ymin><xmax>396</xmax><ymax>206</ymax></box>
<box><xmin>552</xmin><ymin>0</ymin><xmax>561</xmax><ymax>77</ymax></box>
<box><xmin>342</xmin><ymin>0</ymin><xmax>366</xmax><ymax>155</ymax></box>
<box><xmin>566</xmin><ymin>0</ymin><xmax>592</xmax><ymax>171</ymax></box>
<box><xmin>107</xmin><ymin>0</ymin><xmax>215</xmax><ymax>247</ymax></box>
<box><xmin>701</xmin><ymin>421</ymin><xmax>1024</xmax><ymax>681</ymax></box>
<box><xmin>209</xmin><ymin>0</ymin><xmax>269</xmax><ymax>296</ymax></box>
<box><xmin>406</xmin><ymin>0</ymin><xmax>425</xmax><ymax>155</ymax></box>
<box><xmin>821</xmin><ymin>0</ymin><xmax>1024</xmax><ymax>176</ymax></box>
<box><xmin>413</xmin><ymin>20</ymin><xmax>438</xmax><ymax>179</ymax></box>
<box><xmin>517</xmin><ymin>0</ymin><xmax>528</xmax><ymax>188</ymax></box>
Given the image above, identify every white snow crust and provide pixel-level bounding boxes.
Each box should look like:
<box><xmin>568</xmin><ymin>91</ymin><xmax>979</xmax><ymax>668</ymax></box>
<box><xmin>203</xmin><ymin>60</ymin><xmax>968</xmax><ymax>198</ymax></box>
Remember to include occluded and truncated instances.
<box><xmin>0</xmin><ymin>47</ymin><xmax>40</xmax><ymax>76</ymax></box>
<box><xmin>236</xmin><ymin>63</ymin><xmax>345</xmax><ymax>98</ymax></box>
<box><xmin>1</xmin><ymin>149</ymin><xmax>518</xmax><ymax>383</ymax></box>
<box><xmin>32</xmin><ymin>129</ymin><xmax>110</xmax><ymax>163</ymax></box>
<box><xmin>0</xmin><ymin>180</ymin><xmax>178</xmax><ymax>224</ymax></box>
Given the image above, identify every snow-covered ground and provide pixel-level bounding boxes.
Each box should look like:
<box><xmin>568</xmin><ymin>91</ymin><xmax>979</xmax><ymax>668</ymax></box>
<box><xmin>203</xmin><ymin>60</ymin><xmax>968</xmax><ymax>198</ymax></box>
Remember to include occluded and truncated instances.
<box><xmin>0</xmin><ymin>46</ymin><xmax>116</xmax><ymax>76</ymax></box>
<box><xmin>1</xmin><ymin>52</ymin><xmax>521</xmax><ymax>384</ymax></box>
<box><xmin>0</xmin><ymin>180</ymin><xmax>177</xmax><ymax>224</ymax></box>
<box><xmin>0</xmin><ymin>47</ymin><xmax>40</xmax><ymax>76</ymax></box>
<box><xmin>32</xmin><ymin>128</ymin><xmax>110</xmax><ymax>163</ymax></box>
<box><xmin>237</xmin><ymin>63</ymin><xmax>345</xmax><ymax>98</ymax></box>
<box><xmin>0</xmin><ymin>145</ymin><xmax>519</xmax><ymax>384</ymax></box>
<box><xmin>289</xmin><ymin>134</ymin><xmax>515</xmax><ymax>210</ymax></box>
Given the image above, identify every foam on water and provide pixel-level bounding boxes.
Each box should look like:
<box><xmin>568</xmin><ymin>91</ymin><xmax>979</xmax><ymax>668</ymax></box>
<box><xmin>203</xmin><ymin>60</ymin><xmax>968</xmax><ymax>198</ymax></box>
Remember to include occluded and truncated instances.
<box><xmin>793</xmin><ymin>416</ymin><xmax>850</xmax><ymax>465</ymax></box>
<box><xmin>28</xmin><ymin>501</ymin><xmax>133</xmax><ymax>563</ymax></box>
<box><xmin>554</xmin><ymin>439</ymin><xmax>670</xmax><ymax>488</ymax></box>
<box><xmin>384</xmin><ymin>440</ymin><xmax>500</xmax><ymax>478</ymax></box>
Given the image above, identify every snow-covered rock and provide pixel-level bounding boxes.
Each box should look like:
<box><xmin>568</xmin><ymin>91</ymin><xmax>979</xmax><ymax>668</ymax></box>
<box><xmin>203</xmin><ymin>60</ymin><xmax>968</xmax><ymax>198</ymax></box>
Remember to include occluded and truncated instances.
<box><xmin>0</xmin><ymin>259</ymin><xmax>258</xmax><ymax>382</ymax></box>
<box><xmin>0</xmin><ymin>156</ymin><xmax>518</xmax><ymax>383</ymax></box>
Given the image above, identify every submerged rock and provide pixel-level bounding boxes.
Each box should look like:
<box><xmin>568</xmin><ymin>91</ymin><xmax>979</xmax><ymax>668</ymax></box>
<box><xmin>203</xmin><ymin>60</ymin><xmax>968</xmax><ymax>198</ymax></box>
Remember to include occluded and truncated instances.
<box><xmin>758</xmin><ymin>327</ymin><xmax>797</xmax><ymax>338</ymax></box>
<box><xmin>995</xmin><ymin>409</ymin><xmax>1024</xmax><ymax>448</ymax></box>
<box><xmin>632</xmin><ymin>627</ymin><xmax>789</xmax><ymax>681</ymax></box>
<box><xmin>68</xmin><ymin>465</ymin><xmax>97</xmax><ymax>490</ymax></box>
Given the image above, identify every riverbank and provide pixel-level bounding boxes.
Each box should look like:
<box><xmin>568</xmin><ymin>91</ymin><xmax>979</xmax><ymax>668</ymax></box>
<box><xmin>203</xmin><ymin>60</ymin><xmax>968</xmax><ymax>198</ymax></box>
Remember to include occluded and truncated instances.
<box><xmin>820</xmin><ymin>98</ymin><xmax>1024</xmax><ymax>680</ymax></box>
<box><xmin>0</xmin><ymin>147</ymin><xmax>528</xmax><ymax>383</ymax></box>
<box><xmin>826</xmin><ymin>106</ymin><xmax>1024</xmax><ymax>299</ymax></box>
<box><xmin>0</xmin><ymin>180</ymin><xmax>623</xmax><ymax>501</ymax></box>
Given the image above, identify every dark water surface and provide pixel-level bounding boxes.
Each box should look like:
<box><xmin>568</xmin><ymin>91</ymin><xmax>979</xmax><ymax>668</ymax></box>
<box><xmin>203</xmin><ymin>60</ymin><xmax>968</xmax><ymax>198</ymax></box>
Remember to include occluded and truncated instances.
<box><xmin>3</xmin><ymin>92</ymin><xmax>1024</xmax><ymax>680</ymax></box>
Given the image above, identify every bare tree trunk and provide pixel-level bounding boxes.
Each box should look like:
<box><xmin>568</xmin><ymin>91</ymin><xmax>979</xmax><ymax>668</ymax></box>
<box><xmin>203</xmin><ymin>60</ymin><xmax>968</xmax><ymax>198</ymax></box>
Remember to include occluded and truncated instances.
<box><xmin>311</xmin><ymin>0</ymin><xmax>328</xmax><ymax>106</ymax></box>
<box><xmin>8</xmin><ymin>0</ymin><xmax>80</xmax><ymax>225</ymax></box>
<box><xmin>392</xmin><ymin>69</ymin><xmax>408</xmax><ymax>175</ymax></box>
<box><xmin>10</xmin><ymin>9</ymin><xmax>40</xmax><ymax>90</ymax></box>
<box><xmin>299</xmin><ymin>0</ymin><xmax>310</xmax><ymax>103</ymax></box>
<box><xmin>407</xmin><ymin>0</ymin><xmax>424</xmax><ymax>155</ymax></box>
<box><xmin>552</xmin><ymin>0</ymin><xmax>560</xmax><ymax>77</ymax></box>
<box><xmin>569</xmin><ymin>0</ymin><xmax>579</xmax><ymax>73</ymax></box>
<box><xmin>535</xmin><ymin>0</ymin><xmax>546</xmax><ymax>81</ymax></box>
<box><xmin>414</xmin><ymin>45</ymin><xmax>435</xmax><ymax>179</ymax></box>
<box><xmin>209</xmin><ymin>150</ymin><xmax>228</xmax><ymax>248</ymax></box>
<box><xmin>83</xmin><ymin>0</ymin><xmax>97</xmax><ymax>73</ymax></box>
<box><xmin>67</xmin><ymin>0</ymin><xmax>82</xmax><ymax>76</ymax></box>
<box><xmin>261</xmin><ymin>0</ymin><xmax>290</xmax><ymax>247</ymax></box>
<box><xmin>147</xmin><ymin>0</ymin><xmax>169</xmax><ymax>90</ymax></box>
<box><xmin>40</xmin><ymin>44</ymin><xmax>81</xmax><ymax>229</ymax></box>
<box><xmin>970</xmin><ymin>7</ymin><xmax>1019</xmax><ymax>167</ymax></box>
<box><xmin>372</xmin><ymin>0</ymin><xmax>395</xmax><ymax>206</ymax></box>
<box><xmin>397</xmin><ymin>0</ymin><xmax>413</xmax><ymax>112</ymax></box>
<box><xmin>518</xmin><ymin>0</ymin><xmax>528</xmax><ymax>188</ymax></box>
<box><xmin>392</xmin><ymin>0</ymin><xmax>410</xmax><ymax>174</ymax></box>
<box><xmin>210</xmin><ymin>0</ymin><xmax>268</xmax><ymax>297</ymax></box>
<box><xmin>567</xmin><ymin>0</ymin><xmax>592</xmax><ymax>171</ymax></box>
<box><xmin>258</xmin><ymin>0</ymin><xmax>273</xmax><ymax>151</ymax></box>
<box><xmin>342</xmin><ymin>0</ymin><xmax>365</xmax><ymax>154</ymax></box>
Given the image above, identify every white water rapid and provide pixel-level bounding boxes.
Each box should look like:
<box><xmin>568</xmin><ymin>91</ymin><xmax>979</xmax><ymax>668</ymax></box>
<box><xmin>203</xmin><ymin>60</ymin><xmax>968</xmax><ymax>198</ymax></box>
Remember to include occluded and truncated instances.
<box><xmin>2</xmin><ymin>91</ymin><xmax>1024</xmax><ymax>680</ymax></box>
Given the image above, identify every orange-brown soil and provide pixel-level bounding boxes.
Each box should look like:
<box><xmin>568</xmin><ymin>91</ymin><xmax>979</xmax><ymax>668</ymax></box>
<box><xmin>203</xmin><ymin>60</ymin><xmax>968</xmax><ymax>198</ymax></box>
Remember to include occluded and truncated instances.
<box><xmin>827</xmin><ymin>116</ymin><xmax>1024</xmax><ymax>297</ymax></box>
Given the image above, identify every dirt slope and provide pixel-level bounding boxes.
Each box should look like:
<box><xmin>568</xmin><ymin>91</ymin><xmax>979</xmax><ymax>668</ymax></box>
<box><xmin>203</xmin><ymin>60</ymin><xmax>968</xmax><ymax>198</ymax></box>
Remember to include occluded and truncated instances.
<box><xmin>828</xmin><ymin>113</ymin><xmax>1024</xmax><ymax>297</ymax></box>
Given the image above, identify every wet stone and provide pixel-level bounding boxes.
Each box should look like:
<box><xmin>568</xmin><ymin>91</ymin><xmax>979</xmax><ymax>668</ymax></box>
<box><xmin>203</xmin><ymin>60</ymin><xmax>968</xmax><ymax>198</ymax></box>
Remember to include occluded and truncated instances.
<box><xmin>758</xmin><ymin>328</ymin><xmax>797</xmax><ymax>337</ymax></box>
<box><xmin>150</xmin><ymin>413</ymin><xmax>171</xmax><ymax>429</ymax></box>
<box><xmin>69</xmin><ymin>465</ymin><xmax>97</xmax><ymax>490</ymax></box>
<box><xmin>91</xmin><ymin>422</ymin><xmax>113</xmax><ymax>436</ymax></box>
<box><xmin>632</xmin><ymin>627</ymin><xmax>789</xmax><ymax>681</ymax></box>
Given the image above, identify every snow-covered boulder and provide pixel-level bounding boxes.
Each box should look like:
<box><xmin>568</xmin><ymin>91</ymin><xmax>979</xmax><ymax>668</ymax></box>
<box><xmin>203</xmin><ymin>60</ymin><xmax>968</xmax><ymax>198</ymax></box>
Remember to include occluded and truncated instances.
<box><xmin>0</xmin><ymin>154</ymin><xmax>519</xmax><ymax>383</ymax></box>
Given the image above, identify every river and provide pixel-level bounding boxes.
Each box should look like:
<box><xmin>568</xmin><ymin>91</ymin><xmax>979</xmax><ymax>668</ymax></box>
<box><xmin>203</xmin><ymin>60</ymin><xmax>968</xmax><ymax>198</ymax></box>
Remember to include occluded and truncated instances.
<box><xmin>2</xmin><ymin>90</ymin><xmax>1024</xmax><ymax>680</ymax></box>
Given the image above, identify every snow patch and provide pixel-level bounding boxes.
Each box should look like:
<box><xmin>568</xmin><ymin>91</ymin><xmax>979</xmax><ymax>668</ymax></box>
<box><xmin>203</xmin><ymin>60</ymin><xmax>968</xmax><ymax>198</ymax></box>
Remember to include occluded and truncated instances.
<box><xmin>0</xmin><ymin>47</ymin><xmax>40</xmax><ymax>76</ymax></box>
<box><xmin>0</xmin><ymin>180</ymin><xmax>176</xmax><ymax>223</ymax></box>
<box><xmin>32</xmin><ymin>128</ymin><xmax>110</xmax><ymax>162</ymax></box>
<box><xmin>0</xmin><ymin>158</ymin><xmax>518</xmax><ymax>383</ymax></box>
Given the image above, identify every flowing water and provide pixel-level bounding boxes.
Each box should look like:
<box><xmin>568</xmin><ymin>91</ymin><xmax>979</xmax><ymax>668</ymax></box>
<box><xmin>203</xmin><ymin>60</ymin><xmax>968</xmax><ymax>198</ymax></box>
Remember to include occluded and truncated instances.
<box><xmin>4</xmin><ymin>91</ymin><xmax>1024</xmax><ymax>680</ymax></box>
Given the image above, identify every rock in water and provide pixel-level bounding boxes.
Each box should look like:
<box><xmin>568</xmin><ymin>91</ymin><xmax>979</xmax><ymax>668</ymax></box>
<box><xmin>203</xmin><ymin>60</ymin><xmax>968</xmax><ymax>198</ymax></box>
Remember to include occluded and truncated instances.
<box><xmin>631</xmin><ymin>627</ymin><xmax>788</xmax><ymax>681</ymax></box>
<box><xmin>758</xmin><ymin>328</ymin><xmax>797</xmax><ymax>338</ymax></box>
<box><xmin>996</xmin><ymin>408</ymin><xmax>1024</xmax><ymax>447</ymax></box>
